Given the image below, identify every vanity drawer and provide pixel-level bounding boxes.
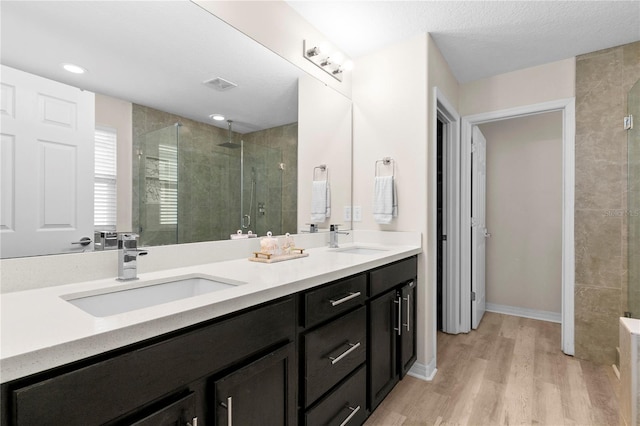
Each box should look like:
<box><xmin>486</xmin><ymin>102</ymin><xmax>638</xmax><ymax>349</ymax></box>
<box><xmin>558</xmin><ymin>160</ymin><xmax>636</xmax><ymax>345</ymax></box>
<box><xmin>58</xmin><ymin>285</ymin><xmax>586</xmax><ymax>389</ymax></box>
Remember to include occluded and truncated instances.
<box><xmin>305</xmin><ymin>364</ymin><xmax>367</xmax><ymax>426</ymax></box>
<box><xmin>369</xmin><ymin>256</ymin><xmax>417</xmax><ymax>297</ymax></box>
<box><xmin>303</xmin><ymin>273</ymin><xmax>366</xmax><ymax>327</ymax></box>
<box><xmin>303</xmin><ymin>306</ymin><xmax>366</xmax><ymax>406</ymax></box>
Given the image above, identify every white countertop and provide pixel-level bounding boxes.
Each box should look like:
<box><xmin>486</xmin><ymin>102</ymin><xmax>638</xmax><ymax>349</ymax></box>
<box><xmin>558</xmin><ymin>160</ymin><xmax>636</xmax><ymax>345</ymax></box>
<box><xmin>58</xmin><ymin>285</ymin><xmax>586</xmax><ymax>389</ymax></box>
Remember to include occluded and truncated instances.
<box><xmin>1</xmin><ymin>238</ymin><xmax>421</xmax><ymax>383</ymax></box>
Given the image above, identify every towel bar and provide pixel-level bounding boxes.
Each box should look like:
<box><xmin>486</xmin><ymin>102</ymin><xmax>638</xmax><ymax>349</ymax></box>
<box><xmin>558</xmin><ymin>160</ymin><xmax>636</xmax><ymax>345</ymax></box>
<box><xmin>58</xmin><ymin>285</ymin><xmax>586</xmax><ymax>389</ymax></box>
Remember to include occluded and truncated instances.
<box><xmin>313</xmin><ymin>164</ymin><xmax>329</xmax><ymax>181</ymax></box>
<box><xmin>375</xmin><ymin>157</ymin><xmax>395</xmax><ymax>178</ymax></box>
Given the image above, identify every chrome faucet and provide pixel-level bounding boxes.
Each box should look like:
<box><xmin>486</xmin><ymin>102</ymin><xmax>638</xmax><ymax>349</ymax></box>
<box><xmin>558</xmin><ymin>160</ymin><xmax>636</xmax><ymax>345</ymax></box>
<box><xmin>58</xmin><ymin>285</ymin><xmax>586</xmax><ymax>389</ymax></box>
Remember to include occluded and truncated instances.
<box><xmin>301</xmin><ymin>223</ymin><xmax>319</xmax><ymax>233</ymax></box>
<box><xmin>117</xmin><ymin>233</ymin><xmax>148</xmax><ymax>281</ymax></box>
<box><xmin>329</xmin><ymin>224</ymin><xmax>349</xmax><ymax>248</ymax></box>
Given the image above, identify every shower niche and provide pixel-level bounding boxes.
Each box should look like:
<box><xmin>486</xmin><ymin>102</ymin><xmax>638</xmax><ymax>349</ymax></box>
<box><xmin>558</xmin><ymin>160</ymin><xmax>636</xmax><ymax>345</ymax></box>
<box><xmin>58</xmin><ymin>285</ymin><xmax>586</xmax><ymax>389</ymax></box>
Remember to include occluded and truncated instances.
<box><xmin>133</xmin><ymin>105</ymin><xmax>298</xmax><ymax>247</ymax></box>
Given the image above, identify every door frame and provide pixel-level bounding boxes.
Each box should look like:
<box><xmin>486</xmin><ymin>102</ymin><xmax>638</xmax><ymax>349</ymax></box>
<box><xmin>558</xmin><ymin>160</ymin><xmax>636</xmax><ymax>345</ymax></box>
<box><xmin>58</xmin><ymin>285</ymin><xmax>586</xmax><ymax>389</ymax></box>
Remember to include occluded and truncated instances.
<box><xmin>460</xmin><ymin>98</ymin><xmax>575</xmax><ymax>355</ymax></box>
<box><xmin>433</xmin><ymin>88</ymin><xmax>462</xmax><ymax>335</ymax></box>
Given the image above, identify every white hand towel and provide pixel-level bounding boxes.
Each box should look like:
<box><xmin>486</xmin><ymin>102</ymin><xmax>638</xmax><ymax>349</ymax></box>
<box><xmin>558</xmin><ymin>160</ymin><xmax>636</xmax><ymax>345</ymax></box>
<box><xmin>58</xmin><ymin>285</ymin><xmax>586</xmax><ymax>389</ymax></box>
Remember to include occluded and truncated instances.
<box><xmin>373</xmin><ymin>176</ymin><xmax>397</xmax><ymax>224</ymax></box>
<box><xmin>311</xmin><ymin>180</ymin><xmax>330</xmax><ymax>223</ymax></box>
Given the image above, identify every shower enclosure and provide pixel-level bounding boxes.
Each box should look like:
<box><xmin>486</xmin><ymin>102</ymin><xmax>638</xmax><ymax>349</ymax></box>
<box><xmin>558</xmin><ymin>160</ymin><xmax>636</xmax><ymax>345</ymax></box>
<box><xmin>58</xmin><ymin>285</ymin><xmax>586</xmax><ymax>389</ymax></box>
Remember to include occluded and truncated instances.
<box><xmin>135</xmin><ymin>120</ymin><xmax>291</xmax><ymax>247</ymax></box>
<box><xmin>628</xmin><ymin>79</ymin><xmax>640</xmax><ymax>317</ymax></box>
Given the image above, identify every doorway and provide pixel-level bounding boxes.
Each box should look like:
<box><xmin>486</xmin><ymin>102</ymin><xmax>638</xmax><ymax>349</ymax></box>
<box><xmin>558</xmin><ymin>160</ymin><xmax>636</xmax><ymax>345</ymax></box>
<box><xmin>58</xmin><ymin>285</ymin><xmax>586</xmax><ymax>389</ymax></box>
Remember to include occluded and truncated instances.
<box><xmin>460</xmin><ymin>99</ymin><xmax>576</xmax><ymax>355</ymax></box>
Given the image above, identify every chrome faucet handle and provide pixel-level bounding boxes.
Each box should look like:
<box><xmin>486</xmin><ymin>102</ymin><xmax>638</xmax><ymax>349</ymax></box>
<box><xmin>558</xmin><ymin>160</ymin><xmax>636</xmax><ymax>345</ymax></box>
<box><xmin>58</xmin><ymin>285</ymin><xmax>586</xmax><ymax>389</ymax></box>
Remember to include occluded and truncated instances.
<box><xmin>117</xmin><ymin>233</ymin><xmax>147</xmax><ymax>281</ymax></box>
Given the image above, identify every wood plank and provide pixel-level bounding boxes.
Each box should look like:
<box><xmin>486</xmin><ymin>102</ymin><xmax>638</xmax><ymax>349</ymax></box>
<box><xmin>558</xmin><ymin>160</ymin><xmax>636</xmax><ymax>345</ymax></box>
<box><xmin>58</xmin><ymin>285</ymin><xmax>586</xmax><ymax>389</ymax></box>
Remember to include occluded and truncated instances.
<box><xmin>365</xmin><ymin>313</ymin><xmax>621</xmax><ymax>426</ymax></box>
<box><xmin>498</xmin><ymin>325</ymin><xmax>536</xmax><ymax>425</ymax></box>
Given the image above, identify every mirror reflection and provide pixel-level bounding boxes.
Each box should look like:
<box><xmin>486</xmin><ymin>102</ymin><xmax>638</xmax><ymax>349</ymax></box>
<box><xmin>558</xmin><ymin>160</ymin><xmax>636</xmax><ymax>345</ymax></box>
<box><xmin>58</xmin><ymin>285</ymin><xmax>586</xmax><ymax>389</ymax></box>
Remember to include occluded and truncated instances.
<box><xmin>0</xmin><ymin>1</ymin><xmax>351</xmax><ymax>259</ymax></box>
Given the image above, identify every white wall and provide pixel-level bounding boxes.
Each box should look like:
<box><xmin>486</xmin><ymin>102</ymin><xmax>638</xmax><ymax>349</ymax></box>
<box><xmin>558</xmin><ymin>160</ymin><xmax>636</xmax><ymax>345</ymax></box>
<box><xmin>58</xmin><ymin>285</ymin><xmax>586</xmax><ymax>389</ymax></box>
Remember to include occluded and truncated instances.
<box><xmin>352</xmin><ymin>33</ymin><xmax>460</xmax><ymax>378</ymax></box>
<box><xmin>95</xmin><ymin>94</ymin><xmax>133</xmax><ymax>232</ymax></box>
<box><xmin>479</xmin><ymin>112</ymin><xmax>563</xmax><ymax>316</ymax></box>
<box><xmin>460</xmin><ymin>58</ymin><xmax>575</xmax><ymax>116</ymax></box>
<box><xmin>298</xmin><ymin>74</ymin><xmax>352</xmax><ymax>229</ymax></box>
<box><xmin>353</xmin><ymin>33</ymin><xmax>429</xmax><ymax>372</ymax></box>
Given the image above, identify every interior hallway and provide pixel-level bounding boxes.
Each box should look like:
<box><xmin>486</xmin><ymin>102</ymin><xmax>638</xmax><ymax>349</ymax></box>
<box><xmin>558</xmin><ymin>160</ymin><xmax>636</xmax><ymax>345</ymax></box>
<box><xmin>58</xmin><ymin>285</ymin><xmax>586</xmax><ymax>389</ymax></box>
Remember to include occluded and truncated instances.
<box><xmin>365</xmin><ymin>312</ymin><xmax>619</xmax><ymax>425</ymax></box>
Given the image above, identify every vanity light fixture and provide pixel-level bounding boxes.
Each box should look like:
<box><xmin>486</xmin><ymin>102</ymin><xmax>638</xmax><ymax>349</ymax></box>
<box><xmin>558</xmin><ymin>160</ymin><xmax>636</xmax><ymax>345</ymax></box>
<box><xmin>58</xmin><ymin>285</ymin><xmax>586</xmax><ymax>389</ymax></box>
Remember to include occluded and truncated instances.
<box><xmin>306</xmin><ymin>46</ymin><xmax>320</xmax><ymax>57</ymax></box>
<box><xmin>209</xmin><ymin>114</ymin><xmax>225</xmax><ymax>121</ymax></box>
<box><xmin>61</xmin><ymin>63</ymin><xmax>86</xmax><ymax>74</ymax></box>
<box><xmin>303</xmin><ymin>40</ymin><xmax>348</xmax><ymax>82</ymax></box>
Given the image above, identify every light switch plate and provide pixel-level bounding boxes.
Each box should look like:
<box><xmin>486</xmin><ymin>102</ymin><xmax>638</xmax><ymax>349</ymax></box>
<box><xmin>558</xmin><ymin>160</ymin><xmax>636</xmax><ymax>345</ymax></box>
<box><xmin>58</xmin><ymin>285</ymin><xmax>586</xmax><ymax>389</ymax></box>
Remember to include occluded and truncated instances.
<box><xmin>353</xmin><ymin>206</ymin><xmax>362</xmax><ymax>222</ymax></box>
<box><xmin>343</xmin><ymin>206</ymin><xmax>352</xmax><ymax>221</ymax></box>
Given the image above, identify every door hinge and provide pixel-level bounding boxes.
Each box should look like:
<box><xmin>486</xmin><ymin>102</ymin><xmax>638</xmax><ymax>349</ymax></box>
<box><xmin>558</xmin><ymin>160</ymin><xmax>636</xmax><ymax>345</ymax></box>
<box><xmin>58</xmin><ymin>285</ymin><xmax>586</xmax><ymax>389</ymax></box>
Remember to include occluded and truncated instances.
<box><xmin>471</xmin><ymin>291</ymin><xmax>476</xmax><ymax>302</ymax></box>
<box><xmin>471</xmin><ymin>217</ymin><xmax>477</xmax><ymax>227</ymax></box>
<box><xmin>471</xmin><ymin>142</ymin><xmax>477</xmax><ymax>153</ymax></box>
<box><xmin>625</xmin><ymin>115</ymin><xmax>633</xmax><ymax>130</ymax></box>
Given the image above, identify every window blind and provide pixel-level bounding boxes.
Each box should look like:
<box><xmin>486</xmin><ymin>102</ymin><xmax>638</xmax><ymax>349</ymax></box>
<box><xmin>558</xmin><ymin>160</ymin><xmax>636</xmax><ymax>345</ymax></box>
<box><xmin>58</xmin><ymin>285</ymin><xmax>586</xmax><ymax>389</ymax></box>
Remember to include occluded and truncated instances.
<box><xmin>94</xmin><ymin>127</ymin><xmax>117</xmax><ymax>230</ymax></box>
<box><xmin>159</xmin><ymin>144</ymin><xmax>178</xmax><ymax>225</ymax></box>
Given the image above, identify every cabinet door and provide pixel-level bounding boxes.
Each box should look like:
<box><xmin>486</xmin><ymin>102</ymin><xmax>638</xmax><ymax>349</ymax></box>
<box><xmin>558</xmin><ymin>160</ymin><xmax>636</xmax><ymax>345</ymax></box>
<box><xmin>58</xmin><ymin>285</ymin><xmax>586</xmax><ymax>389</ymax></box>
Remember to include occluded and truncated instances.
<box><xmin>214</xmin><ymin>343</ymin><xmax>296</xmax><ymax>426</ymax></box>
<box><xmin>368</xmin><ymin>290</ymin><xmax>399</xmax><ymax>411</ymax></box>
<box><xmin>399</xmin><ymin>281</ymin><xmax>417</xmax><ymax>378</ymax></box>
<box><xmin>130</xmin><ymin>392</ymin><xmax>197</xmax><ymax>426</ymax></box>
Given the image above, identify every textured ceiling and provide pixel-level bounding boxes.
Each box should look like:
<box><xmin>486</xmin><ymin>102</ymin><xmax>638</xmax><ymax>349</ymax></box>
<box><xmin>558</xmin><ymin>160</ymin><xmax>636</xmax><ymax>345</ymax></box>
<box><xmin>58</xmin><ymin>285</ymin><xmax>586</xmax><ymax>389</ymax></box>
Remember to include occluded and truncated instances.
<box><xmin>287</xmin><ymin>1</ymin><xmax>640</xmax><ymax>83</ymax></box>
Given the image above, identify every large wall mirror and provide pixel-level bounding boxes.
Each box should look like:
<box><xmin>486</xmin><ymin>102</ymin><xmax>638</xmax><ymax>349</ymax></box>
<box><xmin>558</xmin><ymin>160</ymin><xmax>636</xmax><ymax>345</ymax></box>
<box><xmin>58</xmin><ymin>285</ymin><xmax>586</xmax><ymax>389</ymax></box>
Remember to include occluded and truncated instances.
<box><xmin>0</xmin><ymin>1</ymin><xmax>352</xmax><ymax>259</ymax></box>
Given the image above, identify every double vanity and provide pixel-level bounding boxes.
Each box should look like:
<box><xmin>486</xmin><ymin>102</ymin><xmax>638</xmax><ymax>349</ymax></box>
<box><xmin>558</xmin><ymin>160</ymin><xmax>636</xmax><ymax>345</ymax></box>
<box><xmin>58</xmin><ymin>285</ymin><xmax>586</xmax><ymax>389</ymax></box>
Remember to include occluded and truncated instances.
<box><xmin>0</xmin><ymin>231</ymin><xmax>421</xmax><ymax>425</ymax></box>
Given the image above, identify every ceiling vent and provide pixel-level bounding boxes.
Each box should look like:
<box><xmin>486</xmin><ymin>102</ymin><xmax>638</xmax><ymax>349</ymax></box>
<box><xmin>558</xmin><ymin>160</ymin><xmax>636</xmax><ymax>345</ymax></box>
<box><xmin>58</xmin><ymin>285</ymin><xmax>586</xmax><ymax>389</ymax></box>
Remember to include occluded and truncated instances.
<box><xmin>203</xmin><ymin>77</ymin><xmax>238</xmax><ymax>91</ymax></box>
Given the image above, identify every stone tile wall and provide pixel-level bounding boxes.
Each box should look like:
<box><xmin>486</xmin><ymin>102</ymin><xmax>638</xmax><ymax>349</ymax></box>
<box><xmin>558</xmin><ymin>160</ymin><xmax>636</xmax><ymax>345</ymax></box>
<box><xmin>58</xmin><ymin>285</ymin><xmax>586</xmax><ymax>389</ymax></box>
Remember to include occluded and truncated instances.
<box><xmin>132</xmin><ymin>104</ymin><xmax>297</xmax><ymax>245</ymax></box>
<box><xmin>575</xmin><ymin>42</ymin><xmax>640</xmax><ymax>364</ymax></box>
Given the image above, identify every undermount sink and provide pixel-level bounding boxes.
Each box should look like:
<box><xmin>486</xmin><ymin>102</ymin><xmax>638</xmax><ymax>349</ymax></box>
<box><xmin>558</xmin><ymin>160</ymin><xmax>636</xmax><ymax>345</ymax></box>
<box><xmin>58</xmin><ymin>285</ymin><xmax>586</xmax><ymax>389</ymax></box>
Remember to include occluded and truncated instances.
<box><xmin>331</xmin><ymin>246</ymin><xmax>389</xmax><ymax>255</ymax></box>
<box><xmin>64</xmin><ymin>275</ymin><xmax>244</xmax><ymax>317</ymax></box>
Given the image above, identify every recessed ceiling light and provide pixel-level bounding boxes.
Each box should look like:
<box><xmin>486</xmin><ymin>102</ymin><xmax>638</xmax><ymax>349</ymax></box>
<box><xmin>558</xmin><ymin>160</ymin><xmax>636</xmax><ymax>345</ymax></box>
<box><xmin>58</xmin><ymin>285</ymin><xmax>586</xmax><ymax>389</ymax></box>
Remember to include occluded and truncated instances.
<box><xmin>61</xmin><ymin>63</ymin><xmax>87</xmax><ymax>74</ymax></box>
<box><xmin>209</xmin><ymin>114</ymin><xmax>225</xmax><ymax>121</ymax></box>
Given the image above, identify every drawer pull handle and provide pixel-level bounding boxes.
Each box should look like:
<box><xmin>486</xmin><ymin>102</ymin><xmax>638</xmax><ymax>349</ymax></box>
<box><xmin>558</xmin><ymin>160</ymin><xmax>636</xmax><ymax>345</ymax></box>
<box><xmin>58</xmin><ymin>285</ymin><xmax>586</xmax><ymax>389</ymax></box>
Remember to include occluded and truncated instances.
<box><xmin>395</xmin><ymin>296</ymin><xmax>402</xmax><ymax>336</ymax></box>
<box><xmin>329</xmin><ymin>291</ymin><xmax>361</xmax><ymax>306</ymax></box>
<box><xmin>403</xmin><ymin>293</ymin><xmax>411</xmax><ymax>331</ymax></box>
<box><xmin>329</xmin><ymin>342</ymin><xmax>361</xmax><ymax>365</ymax></box>
<box><xmin>339</xmin><ymin>405</ymin><xmax>361</xmax><ymax>426</ymax></box>
<box><xmin>220</xmin><ymin>397</ymin><xmax>233</xmax><ymax>426</ymax></box>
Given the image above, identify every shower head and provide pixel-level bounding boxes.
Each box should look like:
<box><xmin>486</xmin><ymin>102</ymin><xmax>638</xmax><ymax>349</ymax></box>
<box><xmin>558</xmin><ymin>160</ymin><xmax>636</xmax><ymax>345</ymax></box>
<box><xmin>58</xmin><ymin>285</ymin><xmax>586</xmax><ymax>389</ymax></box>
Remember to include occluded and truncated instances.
<box><xmin>218</xmin><ymin>120</ymin><xmax>241</xmax><ymax>148</ymax></box>
<box><xmin>218</xmin><ymin>141</ymin><xmax>240</xmax><ymax>148</ymax></box>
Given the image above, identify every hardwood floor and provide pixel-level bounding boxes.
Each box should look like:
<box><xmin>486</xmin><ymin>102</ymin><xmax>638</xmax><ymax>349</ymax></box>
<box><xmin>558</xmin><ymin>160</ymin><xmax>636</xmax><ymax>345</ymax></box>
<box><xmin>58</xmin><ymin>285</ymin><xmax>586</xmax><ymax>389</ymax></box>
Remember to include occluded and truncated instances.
<box><xmin>365</xmin><ymin>312</ymin><xmax>620</xmax><ymax>426</ymax></box>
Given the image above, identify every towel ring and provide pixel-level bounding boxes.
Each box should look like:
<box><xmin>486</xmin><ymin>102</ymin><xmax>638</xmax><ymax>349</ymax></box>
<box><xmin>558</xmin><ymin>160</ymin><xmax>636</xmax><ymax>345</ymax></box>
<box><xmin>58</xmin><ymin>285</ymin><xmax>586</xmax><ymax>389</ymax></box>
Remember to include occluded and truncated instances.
<box><xmin>313</xmin><ymin>164</ymin><xmax>329</xmax><ymax>181</ymax></box>
<box><xmin>375</xmin><ymin>157</ymin><xmax>395</xmax><ymax>178</ymax></box>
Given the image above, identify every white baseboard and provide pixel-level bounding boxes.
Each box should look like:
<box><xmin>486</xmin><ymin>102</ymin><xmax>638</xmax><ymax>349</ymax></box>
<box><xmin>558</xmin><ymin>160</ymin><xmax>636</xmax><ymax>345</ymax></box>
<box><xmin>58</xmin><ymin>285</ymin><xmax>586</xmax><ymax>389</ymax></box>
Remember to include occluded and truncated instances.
<box><xmin>407</xmin><ymin>357</ymin><xmax>437</xmax><ymax>381</ymax></box>
<box><xmin>486</xmin><ymin>303</ymin><xmax>561</xmax><ymax>323</ymax></box>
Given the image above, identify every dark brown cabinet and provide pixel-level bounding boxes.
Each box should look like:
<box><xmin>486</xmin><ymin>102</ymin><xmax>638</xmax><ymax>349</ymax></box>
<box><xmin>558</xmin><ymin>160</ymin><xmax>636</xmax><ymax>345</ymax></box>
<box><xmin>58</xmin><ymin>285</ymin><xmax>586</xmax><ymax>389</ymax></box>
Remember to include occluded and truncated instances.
<box><xmin>399</xmin><ymin>281</ymin><xmax>417</xmax><ymax>378</ymax></box>
<box><xmin>304</xmin><ymin>365</ymin><xmax>367</xmax><ymax>426</ymax></box>
<box><xmin>3</xmin><ymin>297</ymin><xmax>296</xmax><ymax>426</ymax></box>
<box><xmin>299</xmin><ymin>273</ymin><xmax>369</xmax><ymax>425</ymax></box>
<box><xmin>1</xmin><ymin>255</ymin><xmax>418</xmax><ymax>426</ymax></box>
<box><xmin>214</xmin><ymin>342</ymin><xmax>296</xmax><ymax>426</ymax></box>
<box><xmin>368</xmin><ymin>289</ymin><xmax>400</xmax><ymax>410</ymax></box>
<box><xmin>367</xmin><ymin>257</ymin><xmax>417</xmax><ymax>411</ymax></box>
<box><xmin>130</xmin><ymin>392</ymin><xmax>197</xmax><ymax>426</ymax></box>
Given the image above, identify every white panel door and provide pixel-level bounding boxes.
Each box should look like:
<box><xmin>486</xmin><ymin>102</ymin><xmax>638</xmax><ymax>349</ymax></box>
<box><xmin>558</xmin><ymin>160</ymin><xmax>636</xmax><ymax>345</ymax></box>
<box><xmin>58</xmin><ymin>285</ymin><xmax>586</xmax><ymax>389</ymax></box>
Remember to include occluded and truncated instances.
<box><xmin>471</xmin><ymin>126</ymin><xmax>487</xmax><ymax>329</ymax></box>
<box><xmin>1</xmin><ymin>65</ymin><xmax>95</xmax><ymax>258</ymax></box>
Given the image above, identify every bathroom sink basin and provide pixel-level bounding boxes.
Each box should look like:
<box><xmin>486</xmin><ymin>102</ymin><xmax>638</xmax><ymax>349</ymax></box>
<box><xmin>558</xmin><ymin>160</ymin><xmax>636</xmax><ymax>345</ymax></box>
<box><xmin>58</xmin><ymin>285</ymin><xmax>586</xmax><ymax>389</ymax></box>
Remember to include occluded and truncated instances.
<box><xmin>64</xmin><ymin>275</ymin><xmax>243</xmax><ymax>317</ymax></box>
<box><xmin>331</xmin><ymin>246</ymin><xmax>389</xmax><ymax>255</ymax></box>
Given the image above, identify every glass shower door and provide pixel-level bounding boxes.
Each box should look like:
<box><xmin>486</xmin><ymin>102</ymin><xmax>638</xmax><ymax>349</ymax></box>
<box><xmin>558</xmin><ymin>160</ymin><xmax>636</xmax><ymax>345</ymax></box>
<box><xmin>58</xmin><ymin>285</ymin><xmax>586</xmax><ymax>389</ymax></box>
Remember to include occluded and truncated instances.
<box><xmin>628</xmin><ymin>79</ymin><xmax>640</xmax><ymax>317</ymax></box>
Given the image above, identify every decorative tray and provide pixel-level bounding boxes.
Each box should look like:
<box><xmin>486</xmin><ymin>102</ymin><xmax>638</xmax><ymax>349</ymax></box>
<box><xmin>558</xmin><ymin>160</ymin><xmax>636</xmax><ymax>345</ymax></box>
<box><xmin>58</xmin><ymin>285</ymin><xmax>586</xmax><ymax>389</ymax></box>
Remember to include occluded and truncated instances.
<box><xmin>248</xmin><ymin>248</ymin><xmax>308</xmax><ymax>263</ymax></box>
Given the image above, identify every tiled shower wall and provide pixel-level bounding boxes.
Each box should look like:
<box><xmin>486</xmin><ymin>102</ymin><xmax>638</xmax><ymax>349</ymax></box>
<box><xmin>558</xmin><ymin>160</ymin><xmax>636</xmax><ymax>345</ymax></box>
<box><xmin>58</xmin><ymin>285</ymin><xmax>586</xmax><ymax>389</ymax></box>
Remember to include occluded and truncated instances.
<box><xmin>575</xmin><ymin>41</ymin><xmax>640</xmax><ymax>364</ymax></box>
<box><xmin>132</xmin><ymin>104</ymin><xmax>297</xmax><ymax>245</ymax></box>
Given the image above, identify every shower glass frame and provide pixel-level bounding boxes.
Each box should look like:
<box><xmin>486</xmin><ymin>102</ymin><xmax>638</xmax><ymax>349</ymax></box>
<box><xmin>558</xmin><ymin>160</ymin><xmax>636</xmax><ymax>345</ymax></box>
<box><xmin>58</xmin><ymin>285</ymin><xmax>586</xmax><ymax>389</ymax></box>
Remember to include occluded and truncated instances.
<box><xmin>627</xmin><ymin>79</ymin><xmax>640</xmax><ymax>317</ymax></box>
